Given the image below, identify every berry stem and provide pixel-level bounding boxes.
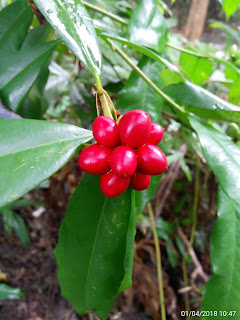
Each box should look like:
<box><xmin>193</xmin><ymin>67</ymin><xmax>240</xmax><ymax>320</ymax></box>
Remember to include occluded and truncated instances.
<box><xmin>147</xmin><ymin>203</ymin><xmax>166</xmax><ymax>320</ymax></box>
<box><xmin>95</xmin><ymin>77</ymin><xmax>113</xmax><ymax>119</ymax></box>
<box><xmin>106</xmin><ymin>39</ymin><xmax>185</xmax><ymax>115</ymax></box>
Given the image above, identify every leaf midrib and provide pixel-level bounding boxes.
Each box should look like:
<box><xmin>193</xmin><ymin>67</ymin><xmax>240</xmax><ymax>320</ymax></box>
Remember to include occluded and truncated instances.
<box><xmin>0</xmin><ymin>133</ymin><xmax>92</xmax><ymax>158</ymax></box>
<box><xmin>84</xmin><ymin>197</ymin><xmax>107</xmax><ymax>306</ymax></box>
<box><xmin>0</xmin><ymin>5</ymin><xmax>30</xmax><ymax>44</ymax></box>
<box><xmin>1</xmin><ymin>41</ymin><xmax>59</xmax><ymax>91</ymax></box>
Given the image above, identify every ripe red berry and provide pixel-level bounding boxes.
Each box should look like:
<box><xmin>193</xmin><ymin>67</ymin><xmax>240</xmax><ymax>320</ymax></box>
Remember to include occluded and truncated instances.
<box><xmin>92</xmin><ymin>116</ymin><xmax>120</xmax><ymax>148</ymax></box>
<box><xmin>100</xmin><ymin>171</ymin><xmax>130</xmax><ymax>197</ymax></box>
<box><xmin>78</xmin><ymin>144</ymin><xmax>112</xmax><ymax>174</ymax></box>
<box><xmin>130</xmin><ymin>172</ymin><xmax>151</xmax><ymax>191</ymax></box>
<box><xmin>136</xmin><ymin>144</ymin><xmax>168</xmax><ymax>175</ymax></box>
<box><xmin>110</xmin><ymin>145</ymin><xmax>137</xmax><ymax>178</ymax></box>
<box><xmin>146</xmin><ymin>123</ymin><xmax>164</xmax><ymax>145</ymax></box>
<box><xmin>118</xmin><ymin>110</ymin><xmax>151</xmax><ymax>148</ymax></box>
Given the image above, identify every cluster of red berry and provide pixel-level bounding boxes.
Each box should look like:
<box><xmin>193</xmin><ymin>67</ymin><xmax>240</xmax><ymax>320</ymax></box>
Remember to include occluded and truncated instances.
<box><xmin>78</xmin><ymin>110</ymin><xmax>168</xmax><ymax>197</ymax></box>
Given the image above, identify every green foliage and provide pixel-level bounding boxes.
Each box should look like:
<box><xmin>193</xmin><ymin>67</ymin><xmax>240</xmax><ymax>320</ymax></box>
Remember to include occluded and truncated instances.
<box><xmin>0</xmin><ymin>0</ymin><xmax>58</xmax><ymax>112</ymax></box>
<box><xmin>201</xmin><ymin>187</ymin><xmax>240</xmax><ymax>319</ymax></box>
<box><xmin>1</xmin><ymin>206</ymin><xmax>30</xmax><ymax>246</ymax></box>
<box><xmin>33</xmin><ymin>0</ymin><xmax>102</xmax><ymax>79</ymax></box>
<box><xmin>116</xmin><ymin>56</ymin><xmax>165</xmax><ymax>124</ymax></box>
<box><xmin>164</xmin><ymin>82</ymin><xmax>240</xmax><ymax>124</ymax></box>
<box><xmin>55</xmin><ymin>174</ymin><xmax>135</xmax><ymax>319</ymax></box>
<box><xmin>0</xmin><ymin>0</ymin><xmax>240</xmax><ymax>318</ymax></box>
<box><xmin>179</xmin><ymin>52</ymin><xmax>213</xmax><ymax>85</ymax></box>
<box><xmin>0</xmin><ymin>284</ymin><xmax>24</xmax><ymax>300</ymax></box>
<box><xmin>219</xmin><ymin>0</ymin><xmax>240</xmax><ymax>19</ymax></box>
<box><xmin>0</xmin><ymin>119</ymin><xmax>92</xmax><ymax>208</ymax></box>
<box><xmin>127</xmin><ymin>0</ymin><xmax>167</xmax><ymax>53</ymax></box>
<box><xmin>189</xmin><ymin>117</ymin><xmax>240</xmax><ymax>205</ymax></box>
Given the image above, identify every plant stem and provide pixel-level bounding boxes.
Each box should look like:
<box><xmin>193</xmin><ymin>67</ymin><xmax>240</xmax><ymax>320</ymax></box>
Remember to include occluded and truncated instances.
<box><xmin>182</xmin><ymin>258</ymin><xmax>190</xmax><ymax>312</ymax></box>
<box><xmin>81</xmin><ymin>1</ymin><xmax>128</xmax><ymax>25</ymax></box>
<box><xmin>88</xmin><ymin>312</ymin><xmax>94</xmax><ymax>320</ymax></box>
<box><xmin>181</xmin><ymin>154</ymin><xmax>200</xmax><ymax>316</ymax></box>
<box><xmin>147</xmin><ymin>203</ymin><xmax>166</xmax><ymax>320</ymax></box>
<box><xmin>166</xmin><ymin>42</ymin><xmax>210</xmax><ymax>58</ymax></box>
<box><xmin>190</xmin><ymin>155</ymin><xmax>200</xmax><ymax>247</ymax></box>
<box><xmin>106</xmin><ymin>39</ymin><xmax>185</xmax><ymax>115</ymax></box>
<box><xmin>95</xmin><ymin>77</ymin><xmax>113</xmax><ymax>119</ymax></box>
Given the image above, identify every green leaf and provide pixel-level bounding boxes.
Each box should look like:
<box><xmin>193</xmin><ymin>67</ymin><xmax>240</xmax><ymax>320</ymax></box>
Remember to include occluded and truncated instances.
<box><xmin>0</xmin><ymin>119</ymin><xmax>92</xmax><ymax>208</ymax></box>
<box><xmin>116</xmin><ymin>56</ymin><xmax>165</xmax><ymax>124</ymax></box>
<box><xmin>179</xmin><ymin>52</ymin><xmax>213</xmax><ymax>85</ymax></box>
<box><xmin>0</xmin><ymin>284</ymin><xmax>24</xmax><ymax>300</ymax></box>
<box><xmin>189</xmin><ymin>117</ymin><xmax>240</xmax><ymax>204</ymax></box>
<box><xmin>201</xmin><ymin>187</ymin><xmax>240</xmax><ymax>319</ymax></box>
<box><xmin>55</xmin><ymin>174</ymin><xmax>136</xmax><ymax>319</ymax></box>
<box><xmin>19</xmin><ymin>24</ymin><xmax>56</xmax><ymax>119</ymax></box>
<box><xmin>225</xmin><ymin>67</ymin><xmax>240</xmax><ymax>105</ymax></box>
<box><xmin>164</xmin><ymin>82</ymin><xmax>240</xmax><ymax>124</ymax></box>
<box><xmin>0</xmin><ymin>0</ymin><xmax>33</xmax><ymax>51</ymax></box>
<box><xmin>0</xmin><ymin>40</ymin><xmax>58</xmax><ymax>112</ymax></box>
<box><xmin>222</xmin><ymin>0</ymin><xmax>240</xmax><ymax>19</ymax></box>
<box><xmin>1</xmin><ymin>206</ymin><xmax>30</xmax><ymax>246</ymax></box>
<box><xmin>33</xmin><ymin>0</ymin><xmax>102</xmax><ymax>78</ymax></box>
<box><xmin>127</xmin><ymin>0</ymin><xmax>167</xmax><ymax>53</ymax></box>
<box><xmin>160</xmin><ymin>69</ymin><xmax>184</xmax><ymax>86</ymax></box>
<box><xmin>0</xmin><ymin>1</ymin><xmax>59</xmax><ymax>112</ymax></box>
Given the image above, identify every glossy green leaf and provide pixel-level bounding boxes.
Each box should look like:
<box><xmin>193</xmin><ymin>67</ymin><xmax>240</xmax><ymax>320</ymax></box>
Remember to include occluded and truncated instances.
<box><xmin>189</xmin><ymin>117</ymin><xmax>240</xmax><ymax>204</ymax></box>
<box><xmin>0</xmin><ymin>119</ymin><xmax>92</xmax><ymax>208</ymax></box>
<box><xmin>0</xmin><ymin>284</ymin><xmax>24</xmax><ymax>300</ymax></box>
<box><xmin>164</xmin><ymin>82</ymin><xmax>240</xmax><ymax>124</ymax></box>
<box><xmin>116</xmin><ymin>56</ymin><xmax>165</xmax><ymax>123</ymax></box>
<box><xmin>201</xmin><ymin>187</ymin><xmax>240</xmax><ymax>319</ymax></box>
<box><xmin>221</xmin><ymin>0</ymin><xmax>240</xmax><ymax>19</ymax></box>
<box><xmin>127</xmin><ymin>0</ymin><xmax>167</xmax><ymax>53</ymax></box>
<box><xmin>179</xmin><ymin>52</ymin><xmax>213</xmax><ymax>85</ymax></box>
<box><xmin>19</xmin><ymin>24</ymin><xmax>56</xmax><ymax>119</ymax></box>
<box><xmin>0</xmin><ymin>40</ymin><xmax>58</xmax><ymax>112</ymax></box>
<box><xmin>55</xmin><ymin>174</ymin><xmax>136</xmax><ymax>319</ymax></box>
<box><xmin>33</xmin><ymin>0</ymin><xmax>102</xmax><ymax>78</ymax></box>
<box><xmin>0</xmin><ymin>0</ymin><xmax>33</xmax><ymax>51</ymax></box>
<box><xmin>1</xmin><ymin>206</ymin><xmax>30</xmax><ymax>246</ymax></box>
<box><xmin>0</xmin><ymin>1</ymin><xmax>59</xmax><ymax>112</ymax></box>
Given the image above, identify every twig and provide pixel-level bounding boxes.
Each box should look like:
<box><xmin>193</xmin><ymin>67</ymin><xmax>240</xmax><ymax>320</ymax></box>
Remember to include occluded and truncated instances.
<box><xmin>177</xmin><ymin>226</ymin><xmax>208</xmax><ymax>282</ymax></box>
<box><xmin>190</xmin><ymin>155</ymin><xmax>200</xmax><ymax>247</ymax></box>
<box><xmin>106</xmin><ymin>39</ymin><xmax>185</xmax><ymax>115</ymax></box>
<box><xmin>88</xmin><ymin>312</ymin><xmax>94</xmax><ymax>320</ymax></box>
<box><xmin>147</xmin><ymin>203</ymin><xmax>166</xmax><ymax>320</ymax></box>
<box><xmin>154</xmin><ymin>145</ymin><xmax>187</xmax><ymax>220</ymax></box>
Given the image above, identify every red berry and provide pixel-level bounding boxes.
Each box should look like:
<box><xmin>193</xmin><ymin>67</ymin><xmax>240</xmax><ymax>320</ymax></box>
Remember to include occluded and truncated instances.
<box><xmin>92</xmin><ymin>116</ymin><xmax>120</xmax><ymax>148</ymax></box>
<box><xmin>136</xmin><ymin>144</ymin><xmax>168</xmax><ymax>175</ymax></box>
<box><xmin>118</xmin><ymin>110</ymin><xmax>151</xmax><ymax>148</ymax></box>
<box><xmin>110</xmin><ymin>145</ymin><xmax>137</xmax><ymax>178</ymax></box>
<box><xmin>130</xmin><ymin>172</ymin><xmax>151</xmax><ymax>191</ymax></box>
<box><xmin>146</xmin><ymin>123</ymin><xmax>164</xmax><ymax>145</ymax></box>
<box><xmin>78</xmin><ymin>144</ymin><xmax>112</xmax><ymax>174</ymax></box>
<box><xmin>100</xmin><ymin>171</ymin><xmax>130</xmax><ymax>197</ymax></box>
